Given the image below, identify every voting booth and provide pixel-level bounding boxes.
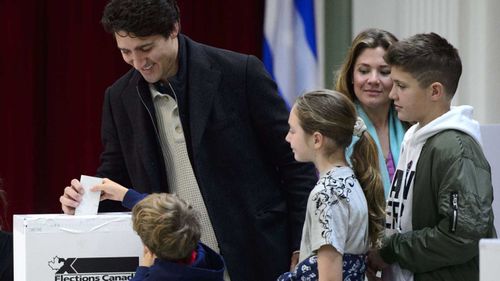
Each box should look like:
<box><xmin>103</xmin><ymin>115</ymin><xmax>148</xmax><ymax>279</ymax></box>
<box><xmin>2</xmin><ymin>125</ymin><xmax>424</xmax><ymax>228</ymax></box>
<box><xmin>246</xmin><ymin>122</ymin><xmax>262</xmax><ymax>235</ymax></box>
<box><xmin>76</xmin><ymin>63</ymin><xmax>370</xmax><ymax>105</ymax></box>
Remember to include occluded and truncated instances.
<box><xmin>14</xmin><ymin>213</ymin><xmax>142</xmax><ymax>281</ymax></box>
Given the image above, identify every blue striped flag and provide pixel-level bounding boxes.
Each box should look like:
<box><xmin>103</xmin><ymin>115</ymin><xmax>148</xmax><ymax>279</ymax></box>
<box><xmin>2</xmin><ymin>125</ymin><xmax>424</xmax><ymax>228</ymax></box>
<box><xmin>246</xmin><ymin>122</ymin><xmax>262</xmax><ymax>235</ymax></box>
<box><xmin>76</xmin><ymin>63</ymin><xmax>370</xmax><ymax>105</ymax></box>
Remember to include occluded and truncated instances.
<box><xmin>263</xmin><ymin>0</ymin><xmax>322</xmax><ymax>108</ymax></box>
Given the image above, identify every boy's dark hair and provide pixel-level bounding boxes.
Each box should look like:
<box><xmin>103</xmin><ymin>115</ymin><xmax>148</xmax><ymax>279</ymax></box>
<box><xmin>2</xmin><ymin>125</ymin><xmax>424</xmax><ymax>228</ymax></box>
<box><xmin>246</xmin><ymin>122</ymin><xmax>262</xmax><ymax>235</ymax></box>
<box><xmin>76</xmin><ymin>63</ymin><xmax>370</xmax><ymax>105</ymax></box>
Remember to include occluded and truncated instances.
<box><xmin>101</xmin><ymin>0</ymin><xmax>180</xmax><ymax>38</ymax></box>
<box><xmin>384</xmin><ymin>32</ymin><xmax>462</xmax><ymax>97</ymax></box>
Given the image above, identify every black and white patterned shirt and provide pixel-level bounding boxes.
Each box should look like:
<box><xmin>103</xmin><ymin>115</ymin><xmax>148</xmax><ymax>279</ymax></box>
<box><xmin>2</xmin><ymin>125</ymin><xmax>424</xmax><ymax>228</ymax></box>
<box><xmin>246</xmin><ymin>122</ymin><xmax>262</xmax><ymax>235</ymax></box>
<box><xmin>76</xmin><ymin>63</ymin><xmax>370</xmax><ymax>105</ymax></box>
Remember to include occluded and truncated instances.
<box><xmin>299</xmin><ymin>166</ymin><xmax>369</xmax><ymax>262</ymax></box>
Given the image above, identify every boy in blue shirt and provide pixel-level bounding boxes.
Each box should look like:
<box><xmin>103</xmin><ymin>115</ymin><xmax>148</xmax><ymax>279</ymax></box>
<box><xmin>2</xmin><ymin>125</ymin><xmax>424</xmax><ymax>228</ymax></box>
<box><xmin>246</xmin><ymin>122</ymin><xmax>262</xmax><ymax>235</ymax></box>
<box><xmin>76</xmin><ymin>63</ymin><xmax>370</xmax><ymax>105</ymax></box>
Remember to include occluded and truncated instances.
<box><xmin>93</xmin><ymin>179</ymin><xmax>225</xmax><ymax>281</ymax></box>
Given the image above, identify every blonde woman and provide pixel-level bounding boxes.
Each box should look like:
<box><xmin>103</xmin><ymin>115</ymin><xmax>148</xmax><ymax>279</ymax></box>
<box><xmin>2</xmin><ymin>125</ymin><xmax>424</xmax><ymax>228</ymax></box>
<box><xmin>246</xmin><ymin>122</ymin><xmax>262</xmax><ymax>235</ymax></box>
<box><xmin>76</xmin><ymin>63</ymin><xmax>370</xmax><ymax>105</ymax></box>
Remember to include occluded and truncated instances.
<box><xmin>335</xmin><ymin>28</ymin><xmax>407</xmax><ymax>196</ymax></box>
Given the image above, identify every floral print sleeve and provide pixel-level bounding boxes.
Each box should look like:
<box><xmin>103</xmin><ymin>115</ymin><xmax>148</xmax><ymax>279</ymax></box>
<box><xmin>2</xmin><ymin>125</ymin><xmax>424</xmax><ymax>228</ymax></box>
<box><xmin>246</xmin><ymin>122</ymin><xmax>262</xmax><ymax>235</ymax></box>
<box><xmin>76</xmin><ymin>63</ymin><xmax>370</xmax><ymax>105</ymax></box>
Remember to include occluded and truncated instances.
<box><xmin>308</xmin><ymin>170</ymin><xmax>357</xmax><ymax>255</ymax></box>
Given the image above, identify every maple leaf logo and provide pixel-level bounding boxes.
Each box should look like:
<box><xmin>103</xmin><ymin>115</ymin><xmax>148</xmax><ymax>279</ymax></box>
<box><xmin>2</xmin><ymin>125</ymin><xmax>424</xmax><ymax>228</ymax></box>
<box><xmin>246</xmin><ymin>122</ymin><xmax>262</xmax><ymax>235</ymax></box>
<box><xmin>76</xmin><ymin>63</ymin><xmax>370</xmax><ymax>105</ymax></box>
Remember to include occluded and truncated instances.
<box><xmin>48</xmin><ymin>256</ymin><xmax>64</xmax><ymax>271</ymax></box>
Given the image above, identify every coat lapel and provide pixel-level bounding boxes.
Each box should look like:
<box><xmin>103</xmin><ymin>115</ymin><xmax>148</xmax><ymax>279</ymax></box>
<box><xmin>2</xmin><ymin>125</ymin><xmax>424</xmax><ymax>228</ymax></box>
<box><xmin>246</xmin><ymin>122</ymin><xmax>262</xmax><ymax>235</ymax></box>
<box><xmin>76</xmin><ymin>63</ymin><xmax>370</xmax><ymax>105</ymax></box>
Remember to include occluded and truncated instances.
<box><xmin>186</xmin><ymin>39</ymin><xmax>221</xmax><ymax>153</ymax></box>
<box><xmin>122</xmin><ymin>72</ymin><xmax>166</xmax><ymax>192</ymax></box>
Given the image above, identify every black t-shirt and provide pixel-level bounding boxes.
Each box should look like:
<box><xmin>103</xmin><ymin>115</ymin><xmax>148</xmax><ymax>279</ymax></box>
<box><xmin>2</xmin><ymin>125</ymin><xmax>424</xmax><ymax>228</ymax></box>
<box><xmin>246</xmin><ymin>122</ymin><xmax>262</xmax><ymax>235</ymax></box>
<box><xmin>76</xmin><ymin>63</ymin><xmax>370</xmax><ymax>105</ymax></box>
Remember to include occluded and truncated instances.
<box><xmin>0</xmin><ymin>231</ymin><xmax>12</xmax><ymax>281</ymax></box>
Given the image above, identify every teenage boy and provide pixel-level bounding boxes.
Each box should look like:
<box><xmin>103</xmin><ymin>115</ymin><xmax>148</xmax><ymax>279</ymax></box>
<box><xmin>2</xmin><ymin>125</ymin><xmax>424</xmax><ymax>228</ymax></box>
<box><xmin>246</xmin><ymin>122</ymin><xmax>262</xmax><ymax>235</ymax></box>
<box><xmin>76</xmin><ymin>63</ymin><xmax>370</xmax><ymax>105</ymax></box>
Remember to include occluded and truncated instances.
<box><xmin>367</xmin><ymin>32</ymin><xmax>496</xmax><ymax>281</ymax></box>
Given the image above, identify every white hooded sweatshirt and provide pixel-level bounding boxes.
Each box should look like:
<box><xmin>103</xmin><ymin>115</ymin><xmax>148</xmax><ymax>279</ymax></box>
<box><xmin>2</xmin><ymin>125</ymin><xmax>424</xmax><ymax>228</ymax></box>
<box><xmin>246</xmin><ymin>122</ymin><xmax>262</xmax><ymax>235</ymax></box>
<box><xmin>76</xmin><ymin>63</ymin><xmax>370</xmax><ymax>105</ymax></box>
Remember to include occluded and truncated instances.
<box><xmin>383</xmin><ymin>105</ymin><xmax>482</xmax><ymax>281</ymax></box>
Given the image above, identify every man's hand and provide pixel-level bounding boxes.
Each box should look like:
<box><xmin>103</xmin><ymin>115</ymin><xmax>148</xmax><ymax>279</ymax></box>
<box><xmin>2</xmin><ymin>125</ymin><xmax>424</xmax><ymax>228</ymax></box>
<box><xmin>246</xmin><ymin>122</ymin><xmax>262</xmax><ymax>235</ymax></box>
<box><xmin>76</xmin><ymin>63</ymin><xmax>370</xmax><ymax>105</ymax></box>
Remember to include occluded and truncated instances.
<box><xmin>60</xmin><ymin>179</ymin><xmax>84</xmax><ymax>215</ymax></box>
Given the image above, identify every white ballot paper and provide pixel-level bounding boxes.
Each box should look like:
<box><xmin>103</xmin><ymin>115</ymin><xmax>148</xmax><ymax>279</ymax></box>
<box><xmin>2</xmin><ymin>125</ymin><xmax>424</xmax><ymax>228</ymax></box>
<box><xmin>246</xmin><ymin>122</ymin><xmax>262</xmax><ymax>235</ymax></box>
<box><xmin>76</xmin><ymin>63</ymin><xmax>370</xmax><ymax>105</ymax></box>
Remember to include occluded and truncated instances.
<box><xmin>75</xmin><ymin>175</ymin><xmax>102</xmax><ymax>216</ymax></box>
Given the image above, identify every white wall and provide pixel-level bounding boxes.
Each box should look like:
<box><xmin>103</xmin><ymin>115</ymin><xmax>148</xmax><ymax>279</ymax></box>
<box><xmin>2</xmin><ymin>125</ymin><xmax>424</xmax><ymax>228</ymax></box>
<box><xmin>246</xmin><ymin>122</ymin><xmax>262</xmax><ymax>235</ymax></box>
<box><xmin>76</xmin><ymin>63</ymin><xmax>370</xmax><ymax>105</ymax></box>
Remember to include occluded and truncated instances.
<box><xmin>481</xmin><ymin>125</ymin><xmax>500</xmax><ymax>230</ymax></box>
<box><xmin>352</xmin><ymin>0</ymin><xmax>500</xmax><ymax>124</ymax></box>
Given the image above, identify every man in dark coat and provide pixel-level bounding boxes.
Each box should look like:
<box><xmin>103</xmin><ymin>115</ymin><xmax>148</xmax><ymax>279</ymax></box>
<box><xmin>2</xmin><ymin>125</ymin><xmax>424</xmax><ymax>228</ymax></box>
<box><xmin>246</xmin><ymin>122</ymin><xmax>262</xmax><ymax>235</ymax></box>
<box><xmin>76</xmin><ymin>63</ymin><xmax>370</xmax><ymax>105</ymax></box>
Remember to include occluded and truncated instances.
<box><xmin>60</xmin><ymin>1</ymin><xmax>317</xmax><ymax>280</ymax></box>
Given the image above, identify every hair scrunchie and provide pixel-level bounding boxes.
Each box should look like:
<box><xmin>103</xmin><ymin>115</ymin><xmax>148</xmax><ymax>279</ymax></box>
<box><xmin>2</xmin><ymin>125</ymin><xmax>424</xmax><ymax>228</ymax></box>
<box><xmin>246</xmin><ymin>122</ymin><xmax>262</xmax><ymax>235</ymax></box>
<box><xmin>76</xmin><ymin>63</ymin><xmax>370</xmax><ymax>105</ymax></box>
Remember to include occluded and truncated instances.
<box><xmin>353</xmin><ymin>117</ymin><xmax>367</xmax><ymax>137</ymax></box>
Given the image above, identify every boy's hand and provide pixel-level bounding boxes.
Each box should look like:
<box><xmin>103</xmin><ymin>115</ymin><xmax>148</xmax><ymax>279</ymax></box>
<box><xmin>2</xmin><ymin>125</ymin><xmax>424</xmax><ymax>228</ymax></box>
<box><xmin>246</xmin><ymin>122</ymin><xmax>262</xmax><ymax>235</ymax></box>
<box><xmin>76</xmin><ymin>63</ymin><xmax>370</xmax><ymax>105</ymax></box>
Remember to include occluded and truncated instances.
<box><xmin>140</xmin><ymin>245</ymin><xmax>156</xmax><ymax>267</ymax></box>
<box><xmin>91</xmin><ymin>178</ymin><xmax>128</xmax><ymax>202</ymax></box>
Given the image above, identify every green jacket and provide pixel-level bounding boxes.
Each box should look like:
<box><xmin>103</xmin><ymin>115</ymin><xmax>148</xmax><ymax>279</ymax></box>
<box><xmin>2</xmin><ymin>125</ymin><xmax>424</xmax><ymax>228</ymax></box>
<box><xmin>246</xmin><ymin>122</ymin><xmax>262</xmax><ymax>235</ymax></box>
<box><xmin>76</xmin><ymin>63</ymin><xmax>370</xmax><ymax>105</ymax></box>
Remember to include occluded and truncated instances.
<box><xmin>380</xmin><ymin>130</ymin><xmax>496</xmax><ymax>281</ymax></box>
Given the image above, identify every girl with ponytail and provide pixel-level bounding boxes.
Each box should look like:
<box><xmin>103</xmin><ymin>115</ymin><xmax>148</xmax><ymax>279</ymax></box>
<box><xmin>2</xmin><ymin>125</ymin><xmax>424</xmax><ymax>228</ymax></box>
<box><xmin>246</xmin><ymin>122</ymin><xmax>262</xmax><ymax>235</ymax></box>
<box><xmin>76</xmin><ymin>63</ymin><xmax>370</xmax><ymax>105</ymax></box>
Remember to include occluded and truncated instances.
<box><xmin>278</xmin><ymin>90</ymin><xmax>385</xmax><ymax>281</ymax></box>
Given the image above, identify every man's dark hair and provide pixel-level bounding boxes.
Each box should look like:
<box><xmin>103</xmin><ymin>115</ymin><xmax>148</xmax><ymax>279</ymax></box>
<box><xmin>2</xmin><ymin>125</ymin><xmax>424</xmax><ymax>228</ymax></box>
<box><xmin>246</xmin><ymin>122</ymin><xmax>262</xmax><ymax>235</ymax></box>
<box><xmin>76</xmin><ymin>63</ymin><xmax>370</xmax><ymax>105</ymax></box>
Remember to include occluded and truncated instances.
<box><xmin>384</xmin><ymin>32</ymin><xmax>462</xmax><ymax>97</ymax></box>
<box><xmin>101</xmin><ymin>0</ymin><xmax>180</xmax><ymax>38</ymax></box>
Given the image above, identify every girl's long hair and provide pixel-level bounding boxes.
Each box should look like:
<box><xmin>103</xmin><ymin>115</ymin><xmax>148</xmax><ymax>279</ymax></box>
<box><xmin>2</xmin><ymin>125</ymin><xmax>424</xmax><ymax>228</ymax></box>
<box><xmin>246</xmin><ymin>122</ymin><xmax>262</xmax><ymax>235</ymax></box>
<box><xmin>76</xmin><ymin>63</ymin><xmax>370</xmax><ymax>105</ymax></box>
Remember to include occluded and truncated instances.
<box><xmin>294</xmin><ymin>90</ymin><xmax>385</xmax><ymax>246</ymax></box>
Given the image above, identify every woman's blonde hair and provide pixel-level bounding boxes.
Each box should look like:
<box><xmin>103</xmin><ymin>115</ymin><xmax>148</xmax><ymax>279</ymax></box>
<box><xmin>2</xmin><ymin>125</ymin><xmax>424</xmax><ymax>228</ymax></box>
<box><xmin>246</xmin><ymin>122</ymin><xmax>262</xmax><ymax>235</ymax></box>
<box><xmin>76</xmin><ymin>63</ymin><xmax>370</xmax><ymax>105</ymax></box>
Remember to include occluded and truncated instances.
<box><xmin>294</xmin><ymin>90</ymin><xmax>385</xmax><ymax>246</ymax></box>
<box><xmin>335</xmin><ymin>28</ymin><xmax>398</xmax><ymax>102</ymax></box>
<box><xmin>132</xmin><ymin>193</ymin><xmax>201</xmax><ymax>260</ymax></box>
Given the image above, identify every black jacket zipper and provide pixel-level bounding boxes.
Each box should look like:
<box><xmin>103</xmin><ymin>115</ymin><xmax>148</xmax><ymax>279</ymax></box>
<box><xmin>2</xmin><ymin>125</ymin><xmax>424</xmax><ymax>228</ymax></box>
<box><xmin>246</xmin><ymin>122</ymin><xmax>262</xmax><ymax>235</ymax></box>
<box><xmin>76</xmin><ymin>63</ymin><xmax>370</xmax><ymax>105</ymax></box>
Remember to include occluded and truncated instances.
<box><xmin>450</xmin><ymin>192</ymin><xmax>458</xmax><ymax>233</ymax></box>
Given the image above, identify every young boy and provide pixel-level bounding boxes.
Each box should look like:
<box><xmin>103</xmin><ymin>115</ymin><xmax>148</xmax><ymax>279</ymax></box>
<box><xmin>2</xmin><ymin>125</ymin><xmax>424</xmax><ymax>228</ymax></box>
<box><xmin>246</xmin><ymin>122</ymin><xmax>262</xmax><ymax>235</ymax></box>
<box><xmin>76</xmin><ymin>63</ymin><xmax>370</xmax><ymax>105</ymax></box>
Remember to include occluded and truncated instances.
<box><xmin>130</xmin><ymin>192</ymin><xmax>225</xmax><ymax>281</ymax></box>
<box><xmin>91</xmin><ymin>180</ymin><xmax>225</xmax><ymax>280</ymax></box>
<box><xmin>366</xmin><ymin>33</ymin><xmax>496</xmax><ymax>281</ymax></box>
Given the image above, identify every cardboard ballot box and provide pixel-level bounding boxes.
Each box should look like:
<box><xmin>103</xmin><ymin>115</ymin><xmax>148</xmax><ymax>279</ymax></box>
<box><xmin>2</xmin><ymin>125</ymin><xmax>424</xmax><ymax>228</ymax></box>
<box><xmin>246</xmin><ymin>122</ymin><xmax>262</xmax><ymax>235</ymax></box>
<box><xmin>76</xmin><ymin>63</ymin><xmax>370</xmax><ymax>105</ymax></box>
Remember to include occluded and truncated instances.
<box><xmin>480</xmin><ymin>238</ymin><xmax>500</xmax><ymax>281</ymax></box>
<box><xmin>14</xmin><ymin>213</ymin><xmax>143</xmax><ymax>281</ymax></box>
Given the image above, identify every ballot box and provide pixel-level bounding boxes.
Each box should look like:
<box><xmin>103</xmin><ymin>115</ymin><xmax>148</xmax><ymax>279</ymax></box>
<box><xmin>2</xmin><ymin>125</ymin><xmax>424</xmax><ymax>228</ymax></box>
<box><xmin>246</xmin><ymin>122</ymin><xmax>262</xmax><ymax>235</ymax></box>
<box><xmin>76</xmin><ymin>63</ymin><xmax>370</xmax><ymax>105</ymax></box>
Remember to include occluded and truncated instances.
<box><xmin>480</xmin><ymin>239</ymin><xmax>500</xmax><ymax>281</ymax></box>
<box><xmin>14</xmin><ymin>213</ymin><xmax>142</xmax><ymax>281</ymax></box>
